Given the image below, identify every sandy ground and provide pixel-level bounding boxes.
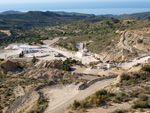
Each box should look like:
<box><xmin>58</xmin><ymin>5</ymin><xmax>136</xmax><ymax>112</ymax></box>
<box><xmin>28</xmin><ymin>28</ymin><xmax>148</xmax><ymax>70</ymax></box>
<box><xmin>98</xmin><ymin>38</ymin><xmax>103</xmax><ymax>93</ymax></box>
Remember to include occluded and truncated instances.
<box><xmin>0</xmin><ymin>39</ymin><xmax>98</xmax><ymax>64</ymax></box>
<box><xmin>86</xmin><ymin>102</ymin><xmax>131</xmax><ymax>113</ymax></box>
<box><xmin>72</xmin><ymin>66</ymin><xmax>103</xmax><ymax>75</ymax></box>
<box><xmin>0</xmin><ymin>49</ymin><xmax>22</xmax><ymax>58</ymax></box>
<box><xmin>41</xmin><ymin>78</ymin><xmax>116</xmax><ymax>113</ymax></box>
<box><xmin>73</xmin><ymin>66</ymin><xmax>119</xmax><ymax>78</ymax></box>
<box><xmin>38</xmin><ymin>40</ymin><xmax>99</xmax><ymax>64</ymax></box>
<box><xmin>78</xmin><ymin>75</ymin><xmax>100</xmax><ymax>81</ymax></box>
<box><xmin>0</xmin><ymin>30</ymin><xmax>11</xmax><ymax>36</ymax></box>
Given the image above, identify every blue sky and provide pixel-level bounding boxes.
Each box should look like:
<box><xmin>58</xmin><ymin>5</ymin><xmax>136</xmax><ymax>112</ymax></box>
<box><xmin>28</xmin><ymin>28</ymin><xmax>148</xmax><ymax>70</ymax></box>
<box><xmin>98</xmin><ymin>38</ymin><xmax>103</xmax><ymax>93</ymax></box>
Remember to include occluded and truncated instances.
<box><xmin>0</xmin><ymin>0</ymin><xmax>150</xmax><ymax>3</ymax></box>
<box><xmin>0</xmin><ymin>0</ymin><xmax>150</xmax><ymax>14</ymax></box>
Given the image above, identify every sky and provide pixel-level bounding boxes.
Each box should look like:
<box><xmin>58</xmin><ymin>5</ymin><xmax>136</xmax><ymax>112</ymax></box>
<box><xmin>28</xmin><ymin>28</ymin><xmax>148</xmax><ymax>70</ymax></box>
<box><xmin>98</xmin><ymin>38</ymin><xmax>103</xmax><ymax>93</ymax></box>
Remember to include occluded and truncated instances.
<box><xmin>0</xmin><ymin>0</ymin><xmax>150</xmax><ymax>15</ymax></box>
<box><xmin>0</xmin><ymin>0</ymin><xmax>150</xmax><ymax>3</ymax></box>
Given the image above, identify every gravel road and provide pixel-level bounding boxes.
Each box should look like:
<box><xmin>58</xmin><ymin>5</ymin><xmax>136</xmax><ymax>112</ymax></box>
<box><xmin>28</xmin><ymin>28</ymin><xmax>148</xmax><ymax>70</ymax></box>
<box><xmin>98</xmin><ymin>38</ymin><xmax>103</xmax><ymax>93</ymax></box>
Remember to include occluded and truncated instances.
<box><xmin>43</xmin><ymin>78</ymin><xmax>116</xmax><ymax>113</ymax></box>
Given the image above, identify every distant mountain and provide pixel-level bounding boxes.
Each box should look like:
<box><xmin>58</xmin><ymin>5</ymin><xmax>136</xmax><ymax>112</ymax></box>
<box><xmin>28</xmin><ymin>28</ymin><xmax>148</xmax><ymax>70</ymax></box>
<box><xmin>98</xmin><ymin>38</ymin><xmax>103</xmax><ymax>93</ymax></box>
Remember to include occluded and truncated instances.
<box><xmin>0</xmin><ymin>10</ymin><xmax>23</xmax><ymax>14</ymax></box>
<box><xmin>0</xmin><ymin>11</ymin><xmax>111</xmax><ymax>30</ymax></box>
<box><xmin>102</xmin><ymin>11</ymin><xmax>150</xmax><ymax>20</ymax></box>
<box><xmin>54</xmin><ymin>11</ymin><xmax>95</xmax><ymax>16</ymax></box>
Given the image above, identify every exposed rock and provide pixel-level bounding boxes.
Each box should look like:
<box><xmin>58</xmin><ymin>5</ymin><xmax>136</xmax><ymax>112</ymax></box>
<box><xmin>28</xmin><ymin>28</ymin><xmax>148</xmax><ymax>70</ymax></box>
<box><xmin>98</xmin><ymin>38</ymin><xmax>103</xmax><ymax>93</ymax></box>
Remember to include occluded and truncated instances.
<box><xmin>36</xmin><ymin>60</ymin><xmax>63</xmax><ymax>69</ymax></box>
<box><xmin>114</xmin><ymin>74</ymin><xmax>122</xmax><ymax>85</ymax></box>
<box><xmin>0</xmin><ymin>60</ymin><xmax>22</xmax><ymax>74</ymax></box>
<box><xmin>7</xmin><ymin>89</ymin><xmax>39</xmax><ymax>113</ymax></box>
<box><xmin>13</xmin><ymin>86</ymin><xmax>25</xmax><ymax>98</ymax></box>
<box><xmin>15</xmin><ymin>60</ymin><xmax>77</xmax><ymax>80</ymax></box>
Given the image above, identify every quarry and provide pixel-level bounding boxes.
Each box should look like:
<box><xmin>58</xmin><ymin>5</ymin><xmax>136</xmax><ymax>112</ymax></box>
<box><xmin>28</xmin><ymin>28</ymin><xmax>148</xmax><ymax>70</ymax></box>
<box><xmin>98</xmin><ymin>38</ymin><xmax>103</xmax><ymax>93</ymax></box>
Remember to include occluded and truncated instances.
<box><xmin>0</xmin><ymin>10</ymin><xmax>150</xmax><ymax>113</ymax></box>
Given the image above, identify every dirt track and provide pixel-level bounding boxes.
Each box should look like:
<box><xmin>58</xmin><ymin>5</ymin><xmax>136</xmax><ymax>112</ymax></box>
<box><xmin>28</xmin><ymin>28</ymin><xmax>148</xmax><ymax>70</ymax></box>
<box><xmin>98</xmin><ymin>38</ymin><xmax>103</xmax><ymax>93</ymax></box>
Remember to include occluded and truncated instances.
<box><xmin>43</xmin><ymin>78</ymin><xmax>116</xmax><ymax>113</ymax></box>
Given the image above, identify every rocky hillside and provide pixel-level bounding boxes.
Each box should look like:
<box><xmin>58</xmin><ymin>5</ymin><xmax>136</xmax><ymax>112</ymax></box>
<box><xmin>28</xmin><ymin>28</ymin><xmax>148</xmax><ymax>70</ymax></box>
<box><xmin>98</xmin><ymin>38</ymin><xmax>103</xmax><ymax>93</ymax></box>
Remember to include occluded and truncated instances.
<box><xmin>0</xmin><ymin>59</ymin><xmax>83</xmax><ymax>113</ymax></box>
<box><xmin>69</xmin><ymin>59</ymin><xmax>150</xmax><ymax>113</ymax></box>
<box><xmin>53</xmin><ymin>19</ymin><xmax>150</xmax><ymax>61</ymax></box>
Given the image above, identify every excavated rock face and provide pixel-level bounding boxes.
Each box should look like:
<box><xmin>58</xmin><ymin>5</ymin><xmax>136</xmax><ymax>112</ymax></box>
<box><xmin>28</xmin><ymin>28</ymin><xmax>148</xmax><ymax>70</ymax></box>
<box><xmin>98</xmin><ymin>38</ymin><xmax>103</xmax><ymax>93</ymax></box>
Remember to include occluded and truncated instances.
<box><xmin>17</xmin><ymin>67</ymin><xmax>76</xmax><ymax>80</ymax></box>
<box><xmin>0</xmin><ymin>60</ymin><xmax>22</xmax><ymax>74</ymax></box>
<box><xmin>16</xmin><ymin>60</ymin><xmax>77</xmax><ymax>80</ymax></box>
<box><xmin>36</xmin><ymin>60</ymin><xmax>63</xmax><ymax>69</ymax></box>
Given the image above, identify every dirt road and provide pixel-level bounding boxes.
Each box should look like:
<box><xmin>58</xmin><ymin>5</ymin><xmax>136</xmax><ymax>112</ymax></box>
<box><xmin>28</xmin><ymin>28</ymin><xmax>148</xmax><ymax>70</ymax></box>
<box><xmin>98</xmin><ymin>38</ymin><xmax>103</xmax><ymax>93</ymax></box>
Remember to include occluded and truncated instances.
<box><xmin>43</xmin><ymin>78</ymin><xmax>116</xmax><ymax>113</ymax></box>
<box><xmin>122</xmin><ymin>31</ymin><xmax>132</xmax><ymax>52</ymax></box>
<box><xmin>121</xmin><ymin>55</ymin><xmax>150</xmax><ymax>69</ymax></box>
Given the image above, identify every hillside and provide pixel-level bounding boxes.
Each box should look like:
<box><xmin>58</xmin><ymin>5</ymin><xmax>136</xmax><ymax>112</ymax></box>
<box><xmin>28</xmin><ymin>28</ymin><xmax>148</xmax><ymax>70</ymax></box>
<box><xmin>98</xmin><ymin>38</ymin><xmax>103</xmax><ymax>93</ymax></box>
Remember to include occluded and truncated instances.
<box><xmin>54</xmin><ymin>19</ymin><xmax>150</xmax><ymax>61</ymax></box>
<box><xmin>0</xmin><ymin>11</ymin><xmax>111</xmax><ymax>30</ymax></box>
<box><xmin>0</xmin><ymin>10</ymin><xmax>150</xmax><ymax>113</ymax></box>
<box><xmin>69</xmin><ymin>60</ymin><xmax>150</xmax><ymax>113</ymax></box>
<box><xmin>0</xmin><ymin>10</ymin><xmax>23</xmax><ymax>14</ymax></box>
<box><xmin>103</xmin><ymin>11</ymin><xmax>150</xmax><ymax>20</ymax></box>
<box><xmin>0</xmin><ymin>12</ymin><xmax>150</xmax><ymax>61</ymax></box>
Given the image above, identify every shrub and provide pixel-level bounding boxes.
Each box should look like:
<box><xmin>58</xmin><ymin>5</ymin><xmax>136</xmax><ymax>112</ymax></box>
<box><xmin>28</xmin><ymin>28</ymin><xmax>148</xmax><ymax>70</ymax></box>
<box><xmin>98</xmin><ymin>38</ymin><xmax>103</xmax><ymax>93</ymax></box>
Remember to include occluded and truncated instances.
<box><xmin>148</xmin><ymin>16</ymin><xmax>150</xmax><ymax>21</ymax></box>
<box><xmin>131</xmin><ymin>91</ymin><xmax>139</xmax><ymax>98</ymax></box>
<box><xmin>141</xmin><ymin>65</ymin><xmax>150</xmax><ymax>72</ymax></box>
<box><xmin>63</xmin><ymin>58</ymin><xmax>79</xmax><ymax>65</ymax></box>
<box><xmin>138</xmin><ymin>94</ymin><xmax>148</xmax><ymax>101</ymax></box>
<box><xmin>32</xmin><ymin>56</ymin><xmax>37</xmax><ymax>63</ymax></box>
<box><xmin>19</xmin><ymin>51</ymin><xmax>24</xmax><ymax>57</ymax></box>
<box><xmin>0</xmin><ymin>58</ymin><xmax>4</xmax><ymax>61</ymax></box>
<box><xmin>144</xmin><ymin>86</ymin><xmax>150</xmax><ymax>90</ymax></box>
<box><xmin>113</xmin><ymin>96</ymin><xmax>122</xmax><ymax>103</ymax></box>
<box><xmin>72</xmin><ymin>100</ymin><xmax>81</xmax><ymax>109</ymax></box>
<box><xmin>120</xmin><ymin>73</ymin><xmax>130</xmax><ymax>81</ymax></box>
<box><xmin>95</xmin><ymin>89</ymin><xmax>107</xmax><ymax>96</ymax></box>
<box><xmin>80</xmin><ymin>101</ymin><xmax>90</xmax><ymax>109</ymax></box>
<box><xmin>60</xmin><ymin>65</ymin><xmax>71</xmax><ymax>71</ymax></box>
<box><xmin>111</xmin><ymin>109</ymin><xmax>128</xmax><ymax>113</ymax></box>
<box><xmin>132</xmin><ymin>101</ymin><xmax>150</xmax><ymax>109</ymax></box>
<box><xmin>137</xmin><ymin>39</ymin><xmax>143</xmax><ymax>44</ymax></box>
<box><xmin>37</xmin><ymin>98</ymin><xmax>47</xmax><ymax>105</ymax></box>
<box><xmin>112</xmin><ymin>19</ymin><xmax>120</xmax><ymax>23</ymax></box>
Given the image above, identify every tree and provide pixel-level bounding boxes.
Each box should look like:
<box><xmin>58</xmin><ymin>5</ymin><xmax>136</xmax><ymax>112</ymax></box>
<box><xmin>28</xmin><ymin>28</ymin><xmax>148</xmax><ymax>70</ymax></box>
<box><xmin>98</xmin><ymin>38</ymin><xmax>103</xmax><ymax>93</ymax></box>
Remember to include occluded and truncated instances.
<box><xmin>19</xmin><ymin>51</ymin><xmax>24</xmax><ymax>58</ymax></box>
<box><xmin>32</xmin><ymin>56</ymin><xmax>37</xmax><ymax>63</ymax></box>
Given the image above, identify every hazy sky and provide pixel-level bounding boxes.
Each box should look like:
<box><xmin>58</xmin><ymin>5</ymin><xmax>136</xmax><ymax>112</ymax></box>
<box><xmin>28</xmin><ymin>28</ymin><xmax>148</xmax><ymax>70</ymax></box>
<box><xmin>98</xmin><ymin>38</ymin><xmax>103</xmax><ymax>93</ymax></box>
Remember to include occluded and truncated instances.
<box><xmin>1</xmin><ymin>0</ymin><xmax>150</xmax><ymax>3</ymax></box>
<box><xmin>0</xmin><ymin>0</ymin><xmax>150</xmax><ymax>14</ymax></box>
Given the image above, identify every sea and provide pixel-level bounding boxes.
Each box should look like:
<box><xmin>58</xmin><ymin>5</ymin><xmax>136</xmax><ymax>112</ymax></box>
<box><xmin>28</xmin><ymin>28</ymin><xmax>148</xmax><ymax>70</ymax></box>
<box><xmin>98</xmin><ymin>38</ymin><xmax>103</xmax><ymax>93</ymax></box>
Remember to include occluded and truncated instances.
<box><xmin>47</xmin><ymin>8</ymin><xmax>150</xmax><ymax>15</ymax></box>
<box><xmin>0</xmin><ymin>8</ymin><xmax>150</xmax><ymax>15</ymax></box>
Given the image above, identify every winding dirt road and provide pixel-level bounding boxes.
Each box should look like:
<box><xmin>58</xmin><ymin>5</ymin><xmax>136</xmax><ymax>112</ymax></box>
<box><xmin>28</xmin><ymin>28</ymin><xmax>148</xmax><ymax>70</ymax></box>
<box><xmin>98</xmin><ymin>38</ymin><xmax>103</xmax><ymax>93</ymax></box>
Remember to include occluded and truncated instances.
<box><xmin>122</xmin><ymin>31</ymin><xmax>132</xmax><ymax>52</ymax></box>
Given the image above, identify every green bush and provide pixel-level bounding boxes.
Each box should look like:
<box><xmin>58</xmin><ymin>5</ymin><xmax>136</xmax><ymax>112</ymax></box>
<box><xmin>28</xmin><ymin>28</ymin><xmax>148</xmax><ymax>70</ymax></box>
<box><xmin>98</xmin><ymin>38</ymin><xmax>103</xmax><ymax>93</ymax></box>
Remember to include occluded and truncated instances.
<box><xmin>95</xmin><ymin>89</ymin><xmax>107</xmax><ymax>96</ymax></box>
<box><xmin>131</xmin><ymin>91</ymin><xmax>139</xmax><ymax>98</ymax></box>
<box><xmin>120</xmin><ymin>73</ymin><xmax>130</xmax><ymax>81</ymax></box>
<box><xmin>137</xmin><ymin>39</ymin><xmax>143</xmax><ymax>44</ymax></box>
<box><xmin>138</xmin><ymin>94</ymin><xmax>148</xmax><ymax>101</ymax></box>
<box><xmin>132</xmin><ymin>101</ymin><xmax>150</xmax><ymax>109</ymax></box>
<box><xmin>60</xmin><ymin>65</ymin><xmax>71</xmax><ymax>71</ymax></box>
<box><xmin>113</xmin><ymin>96</ymin><xmax>122</xmax><ymax>103</ymax></box>
<box><xmin>0</xmin><ymin>58</ymin><xmax>4</xmax><ymax>61</ymax></box>
<box><xmin>144</xmin><ymin>86</ymin><xmax>150</xmax><ymax>90</ymax></box>
<box><xmin>32</xmin><ymin>56</ymin><xmax>37</xmax><ymax>63</ymax></box>
<box><xmin>37</xmin><ymin>98</ymin><xmax>47</xmax><ymax>105</ymax></box>
<box><xmin>72</xmin><ymin>100</ymin><xmax>81</xmax><ymax>110</ymax></box>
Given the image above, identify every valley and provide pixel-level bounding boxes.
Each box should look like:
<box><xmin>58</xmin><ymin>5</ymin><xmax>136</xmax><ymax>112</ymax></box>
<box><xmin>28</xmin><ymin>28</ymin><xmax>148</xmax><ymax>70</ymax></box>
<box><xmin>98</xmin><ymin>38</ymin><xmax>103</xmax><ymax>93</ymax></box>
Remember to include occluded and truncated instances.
<box><xmin>0</xmin><ymin>11</ymin><xmax>150</xmax><ymax>113</ymax></box>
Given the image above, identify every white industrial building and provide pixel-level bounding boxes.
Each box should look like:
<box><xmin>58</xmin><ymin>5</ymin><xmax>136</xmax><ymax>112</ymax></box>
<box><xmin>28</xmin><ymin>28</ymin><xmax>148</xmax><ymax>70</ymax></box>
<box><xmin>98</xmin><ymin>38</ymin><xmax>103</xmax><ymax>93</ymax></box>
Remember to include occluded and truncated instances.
<box><xmin>76</xmin><ymin>49</ymin><xmax>88</xmax><ymax>58</ymax></box>
<box><xmin>5</xmin><ymin>44</ymin><xmax>40</xmax><ymax>54</ymax></box>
